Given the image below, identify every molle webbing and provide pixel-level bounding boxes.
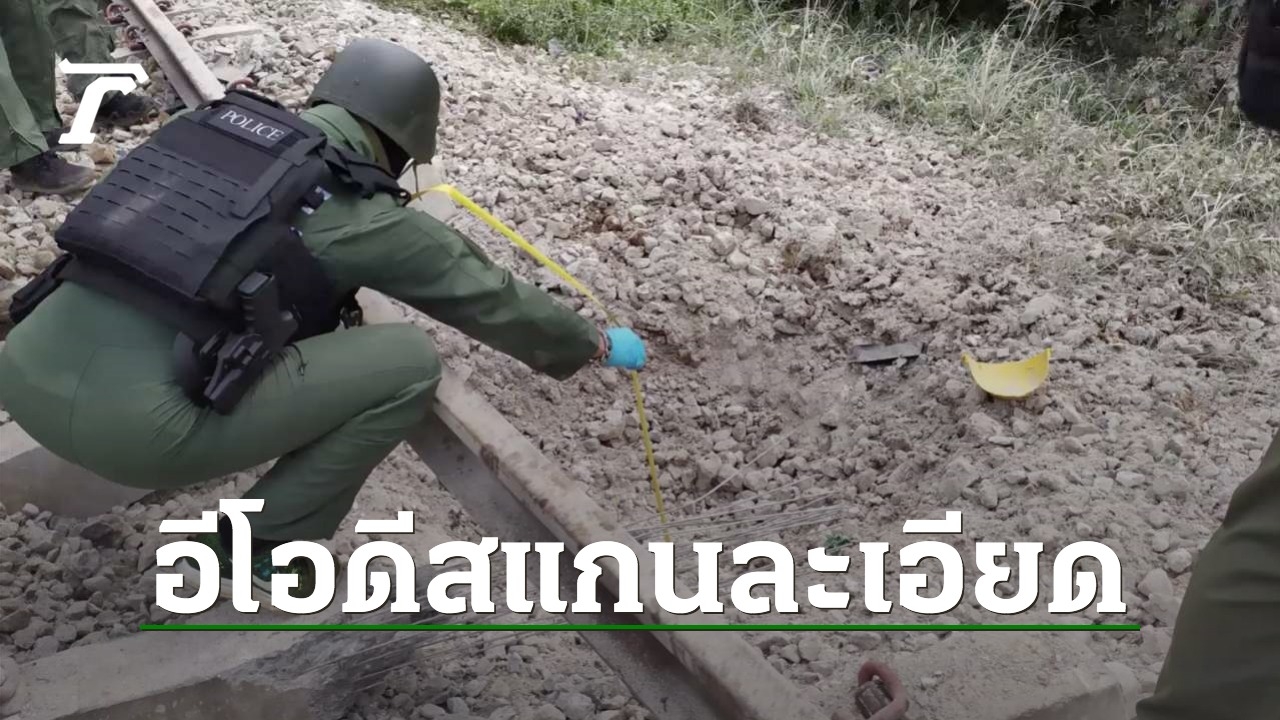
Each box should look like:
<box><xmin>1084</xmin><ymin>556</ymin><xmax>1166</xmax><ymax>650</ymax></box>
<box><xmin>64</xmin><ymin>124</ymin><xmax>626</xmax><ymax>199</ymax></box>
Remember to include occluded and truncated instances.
<box><xmin>54</xmin><ymin>91</ymin><xmax>331</xmax><ymax>316</ymax></box>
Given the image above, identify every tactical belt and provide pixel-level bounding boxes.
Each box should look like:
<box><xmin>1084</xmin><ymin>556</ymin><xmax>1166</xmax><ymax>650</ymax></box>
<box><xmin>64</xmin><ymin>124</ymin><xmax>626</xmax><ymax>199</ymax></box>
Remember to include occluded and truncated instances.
<box><xmin>10</xmin><ymin>253</ymin><xmax>318</xmax><ymax>415</ymax></box>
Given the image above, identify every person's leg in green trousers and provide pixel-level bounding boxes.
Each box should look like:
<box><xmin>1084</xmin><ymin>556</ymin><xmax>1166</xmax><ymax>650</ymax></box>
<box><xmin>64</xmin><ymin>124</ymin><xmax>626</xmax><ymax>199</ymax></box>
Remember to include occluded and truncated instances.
<box><xmin>1135</xmin><ymin>431</ymin><xmax>1280</xmax><ymax>719</ymax></box>
<box><xmin>0</xmin><ymin>0</ymin><xmax>58</xmax><ymax>169</ymax></box>
<box><xmin>0</xmin><ymin>284</ymin><xmax>441</xmax><ymax>542</ymax></box>
<box><xmin>44</xmin><ymin>0</ymin><xmax>117</xmax><ymax>100</ymax></box>
<box><xmin>44</xmin><ymin>0</ymin><xmax>154</xmax><ymax>129</ymax></box>
<box><xmin>0</xmin><ymin>0</ymin><xmax>97</xmax><ymax>192</ymax></box>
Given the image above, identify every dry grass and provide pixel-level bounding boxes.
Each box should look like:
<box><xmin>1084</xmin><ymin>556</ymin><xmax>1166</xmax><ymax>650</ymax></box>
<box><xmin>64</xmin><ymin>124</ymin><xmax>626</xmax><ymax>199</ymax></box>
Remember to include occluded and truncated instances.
<box><xmin>381</xmin><ymin>0</ymin><xmax>1280</xmax><ymax>300</ymax></box>
<box><xmin>694</xmin><ymin>2</ymin><xmax>1280</xmax><ymax>300</ymax></box>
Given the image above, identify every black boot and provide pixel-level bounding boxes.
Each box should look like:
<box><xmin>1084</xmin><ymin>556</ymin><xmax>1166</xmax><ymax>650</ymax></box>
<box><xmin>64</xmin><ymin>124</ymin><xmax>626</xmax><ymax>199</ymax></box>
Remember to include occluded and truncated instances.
<box><xmin>95</xmin><ymin>91</ymin><xmax>156</xmax><ymax>128</ymax></box>
<box><xmin>41</xmin><ymin>129</ymin><xmax>76</xmax><ymax>153</ymax></box>
<box><xmin>9</xmin><ymin>152</ymin><xmax>96</xmax><ymax>196</ymax></box>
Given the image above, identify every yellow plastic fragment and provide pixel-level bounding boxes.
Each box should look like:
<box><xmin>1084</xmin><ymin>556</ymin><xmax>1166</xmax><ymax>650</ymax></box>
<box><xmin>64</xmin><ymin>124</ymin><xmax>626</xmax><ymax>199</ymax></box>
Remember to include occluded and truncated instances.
<box><xmin>961</xmin><ymin>349</ymin><xmax>1051</xmax><ymax>399</ymax></box>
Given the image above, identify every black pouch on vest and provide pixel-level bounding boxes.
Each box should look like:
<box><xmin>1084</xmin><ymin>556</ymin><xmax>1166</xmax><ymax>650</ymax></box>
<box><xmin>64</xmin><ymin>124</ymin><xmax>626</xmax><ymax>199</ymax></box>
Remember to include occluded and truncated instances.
<box><xmin>1240</xmin><ymin>0</ymin><xmax>1280</xmax><ymax>130</ymax></box>
<box><xmin>46</xmin><ymin>90</ymin><xmax>399</xmax><ymax>413</ymax></box>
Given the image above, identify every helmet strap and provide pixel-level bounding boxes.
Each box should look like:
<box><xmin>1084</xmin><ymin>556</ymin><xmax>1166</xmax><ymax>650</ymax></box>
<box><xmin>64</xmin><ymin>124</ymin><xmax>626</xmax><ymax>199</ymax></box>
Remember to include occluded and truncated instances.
<box><xmin>357</xmin><ymin>118</ymin><xmax>393</xmax><ymax>174</ymax></box>
<box><xmin>362</xmin><ymin>121</ymin><xmax>413</xmax><ymax>178</ymax></box>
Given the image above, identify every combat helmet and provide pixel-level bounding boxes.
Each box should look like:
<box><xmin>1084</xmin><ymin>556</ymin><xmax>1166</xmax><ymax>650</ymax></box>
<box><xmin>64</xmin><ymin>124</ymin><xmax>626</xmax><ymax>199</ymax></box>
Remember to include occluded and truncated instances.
<box><xmin>308</xmin><ymin>38</ymin><xmax>441</xmax><ymax>163</ymax></box>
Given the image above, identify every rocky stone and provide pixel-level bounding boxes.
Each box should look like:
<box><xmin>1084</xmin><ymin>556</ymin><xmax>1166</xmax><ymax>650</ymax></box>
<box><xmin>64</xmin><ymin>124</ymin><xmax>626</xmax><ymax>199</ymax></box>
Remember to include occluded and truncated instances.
<box><xmin>30</xmin><ymin>198</ymin><xmax>60</xmax><ymax>219</ymax></box>
<box><xmin>709</xmin><ymin>233</ymin><xmax>736</xmax><ymax>256</ymax></box>
<box><xmin>1020</xmin><ymin>295</ymin><xmax>1057</xmax><ymax>325</ymax></box>
<box><xmin>797</xmin><ymin>637</ymin><xmax>825</xmax><ymax>662</ymax></box>
<box><xmin>11</xmin><ymin>627</ymin><xmax>37</xmax><ymax>650</ymax></box>
<box><xmin>79</xmin><ymin>517</ymin><xmax>126</xmax><ymax>547</ymax></box>
<box><xmin>418</xmin><ymin>677</ymin><xmax>453</xmax><ymax>706</ymax></box>
<box><xmin>979</xmin><ymin>483</ymin><xmax>1000</xmax><ymax>509</ymax></box>
<box><xmin>32</xmin><ymin>635</ymin><xmax>60</xmax><ymax>658</ymax></box>
<box><xmin>1165</xmin><ymin>548</ymin><xmax>1193</xmax><ymax>575</ymax></box>
<box><xmin>86</xmin><ymin>143</ymin><xmax>117</xmax><ymax>165</ymax></box>
<box><xmin>739</xmin><ymin>196</ymin><xmax>769</xmax><ymax>216</ymax></box>
<box><xmin>965</xmin><ymin>412</ymin><xmax>1004</xmax><ymax>440</ymax></box>
<box><xmin>0</xmin><ymin>608</ymin><xmax>31</xmax><ymax>633</ymax></box>
<box><xmin>1147</xmin><ymin>509</ymin><xmax>1171</xmax><ymax>529</ymax></box>
<box><xmin>778</xmin><ymin>644</ymin><xmax>800</xmax><ymax>663</ymax></box>
<box><xmin>1148</xmin><ymin>593</ymin><xmax>1182</xmax><ymax>627</ymax></box>
<box><xmin>530</xmin><ymin>705</ymin><xmax>567</xmax><ymax>720</ymax></box>
<box><xmin>1116</xmin><ymin>471</ymin><xmax>1145</xmax><ymax>488</ymax></box>
<box><xmin>726</xmin><ymin>249</ymin><xmax>750</xmax><ymax>270</ymax></box>
<box><xmin>555</xmin><ymin>692</ymin><xmax>595</xmax><ymax>720</ymax></box>
<box><xmin>54</xmin><ymin>623</ymin><xmax>78</xmax><ymax>644</ymax></box>
<box><xmin>1039</xmin><ymin>410</ymin><xmax>1065</xmax><ymax>429</ymax></box>
<box><xmin>67</xmin><ymin>548</ymin><xmax>102</xmax><ymax>579</ymax></box>
<box><xmin>1138</xmin><ymin>568</ymin><xmax>1174</xmax><ymax>599</ymax></box>
<box><xmin>1058</xmin><ymin>437</ymin><xmax>1087</xmax><ymax>455</ymax></box>
<box><xmin>82</xmin><ymin>574</ymin><xmax>114</xmax><ymax>594</ymax></box>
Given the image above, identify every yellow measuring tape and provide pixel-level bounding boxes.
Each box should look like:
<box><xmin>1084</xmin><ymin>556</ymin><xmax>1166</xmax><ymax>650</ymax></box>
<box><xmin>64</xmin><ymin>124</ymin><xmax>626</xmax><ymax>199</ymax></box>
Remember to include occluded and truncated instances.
<box><xmin>415</xmin><ymin>184</ymin><xmax>670</xmax><ymax>541</ymax></box>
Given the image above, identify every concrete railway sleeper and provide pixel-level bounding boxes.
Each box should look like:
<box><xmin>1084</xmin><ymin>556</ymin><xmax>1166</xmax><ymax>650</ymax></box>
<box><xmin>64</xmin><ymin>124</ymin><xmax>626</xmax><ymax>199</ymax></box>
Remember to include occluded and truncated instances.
<box><xmin>0</xmin><ymin>2</ymin><xmax>901</xmax><ymax>719</ymax></box>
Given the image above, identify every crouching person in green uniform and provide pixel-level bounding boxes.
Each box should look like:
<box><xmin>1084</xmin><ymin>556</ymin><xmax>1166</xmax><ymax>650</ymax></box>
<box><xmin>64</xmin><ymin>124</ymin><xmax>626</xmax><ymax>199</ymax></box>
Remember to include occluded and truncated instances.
<box><xmin>0</xmin><ymin>38</ymin><xmax>646</xmax><ymax>603</ymax></box>
<box><xmin>1134</xmin><ymin>3</ymin><xmax>1280</xmax><ymax>718</ymax></box>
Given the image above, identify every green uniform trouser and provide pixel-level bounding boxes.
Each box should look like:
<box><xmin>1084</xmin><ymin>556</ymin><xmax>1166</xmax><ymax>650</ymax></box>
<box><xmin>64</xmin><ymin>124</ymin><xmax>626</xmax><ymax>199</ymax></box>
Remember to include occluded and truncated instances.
<box><xmin>0</xmin><ymin>0</ymin><xmax>59</xmax><ymax>168</ymax></box>
<box><xmin>1135</xmin><ymin>432</ymin><xmax>1280</xmax><ymax>719</ymax></box>
<box><xmin>0</xmin><ymin>286</ymin><xmax>439</xmax><ymax>541</ymax></box>
<box><xmin>0</xmin><ymin>104</ymin><xmax>600</xmax><ymax>541</ymax></box>
<box><xmin>45</xmin><ymin>0</ymin><xmax>117</xmax><ymax>99</ymax></box>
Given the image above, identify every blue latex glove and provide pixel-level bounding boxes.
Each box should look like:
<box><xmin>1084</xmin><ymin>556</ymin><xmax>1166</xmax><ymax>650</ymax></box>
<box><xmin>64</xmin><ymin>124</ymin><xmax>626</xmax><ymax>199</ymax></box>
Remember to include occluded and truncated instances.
<box><xmin>603</xmin><ymin>328</ymin><xmax>646</xmax><ymax>370</ymax></box>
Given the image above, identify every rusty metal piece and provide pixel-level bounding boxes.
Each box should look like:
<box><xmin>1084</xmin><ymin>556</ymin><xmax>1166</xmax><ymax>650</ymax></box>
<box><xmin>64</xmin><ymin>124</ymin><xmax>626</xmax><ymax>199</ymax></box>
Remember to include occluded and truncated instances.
<box><xmin>227</xmin><ymin>76</ymin><xmax>256</xmax><ymax>91</ymax></box>
<box><xmin>124</xmin><ymin>24</ymin><xmax>146</xmax><ymax>51</ymax></box>
<box><xmin>854</xmin><ymin>661</ymin><xmax>909</xmax><ymax>720</ymax></box>
<box><xmin>156</xmin><ymin>0</ymin><xmax>173</xmax><ymax>9</ymax></box>
<box><xmin>176</xmin><ymin>22</ymin><xmax>194</xmax><ymax>36</ymax></box>
<box><xmin>104</xmin><ymin>2</ymin><xmax>129</xmax><ymax>24</ymax></box>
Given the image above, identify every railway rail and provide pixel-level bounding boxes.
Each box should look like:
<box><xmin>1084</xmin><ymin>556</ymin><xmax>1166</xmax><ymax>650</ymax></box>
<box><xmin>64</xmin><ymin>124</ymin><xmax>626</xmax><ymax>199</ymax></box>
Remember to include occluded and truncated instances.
<box><xmin>0</xmin><ymin>2</ymin><xmax>908</xmax><ymax>719</ymax></box>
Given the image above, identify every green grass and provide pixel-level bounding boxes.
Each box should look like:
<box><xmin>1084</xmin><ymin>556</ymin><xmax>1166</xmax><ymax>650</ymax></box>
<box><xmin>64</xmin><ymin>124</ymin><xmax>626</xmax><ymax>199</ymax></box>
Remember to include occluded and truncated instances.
<box><xmin>693</xmin><ymin>5</ymin><xmax>1280</xmax><ymax>298</ymax></box>
<box><xmin>378</xmin><ymin>0</ymin><xmax>713</xmax><ymax>54</ymax></box>
<box><xmin>378</xmin><ymin>0</ymin><xmax>1280</xmax><ymax>299</ymax></box>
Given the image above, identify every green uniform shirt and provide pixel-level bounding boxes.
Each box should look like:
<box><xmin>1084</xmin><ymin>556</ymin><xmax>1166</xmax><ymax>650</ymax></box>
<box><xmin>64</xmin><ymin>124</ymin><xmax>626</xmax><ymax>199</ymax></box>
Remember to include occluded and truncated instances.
<box><xmin>297</xmin><ymin>103</ymin><xmax>601</xmax><ymax>379</ymax></box>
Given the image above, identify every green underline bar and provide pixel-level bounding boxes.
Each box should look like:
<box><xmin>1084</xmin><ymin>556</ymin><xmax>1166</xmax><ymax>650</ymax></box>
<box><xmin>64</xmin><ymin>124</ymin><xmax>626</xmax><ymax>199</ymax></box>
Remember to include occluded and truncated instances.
<box><xmin>140</xmin><ymin>623</ymin><xmax>1141</xmax><ymax>632</ymax></box>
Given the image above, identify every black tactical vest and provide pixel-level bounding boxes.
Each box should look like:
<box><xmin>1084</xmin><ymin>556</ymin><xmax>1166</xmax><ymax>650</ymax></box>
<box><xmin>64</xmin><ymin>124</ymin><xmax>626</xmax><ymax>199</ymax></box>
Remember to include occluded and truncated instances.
<box><xmin>9</xmin><ymin>90</ymin><xmax>409</xmax><ymax>413</ymax></box>
<box><xmin>1240</xmin><ymin>0</ymin><xmax>1280</xmax><ymax>130</ymax></box>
